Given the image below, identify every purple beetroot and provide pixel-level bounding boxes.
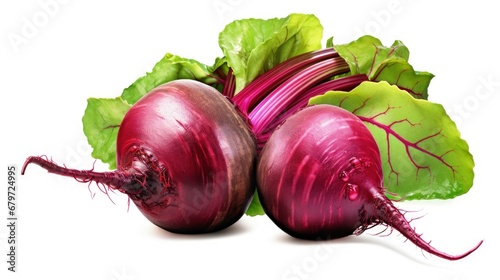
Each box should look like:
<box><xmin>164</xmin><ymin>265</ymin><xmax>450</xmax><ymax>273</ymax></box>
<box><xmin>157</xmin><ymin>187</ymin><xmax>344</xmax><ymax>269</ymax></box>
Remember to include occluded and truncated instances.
<box><xmin>22</xmin><ymin>80</ymin><xmax>256</xmax><ymax>234</ymax></box>
<box><xmin>256</xmin><ymin>104</ymin><xmax>482</xmax><ymax>260</ymax></box>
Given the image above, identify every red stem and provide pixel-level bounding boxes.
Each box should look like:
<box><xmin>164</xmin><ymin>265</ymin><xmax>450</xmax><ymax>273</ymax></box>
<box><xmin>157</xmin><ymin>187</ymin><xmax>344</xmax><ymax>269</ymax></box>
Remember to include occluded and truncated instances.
<box><xmin>249</xmin><ymin>56</ymin><xmax>349</xmax><ymax>136</ymax></box>
<box><xmin>232</xmin><ymin>48</ymin><xmax>339</xmax><ymax>114</ymax></box>
<box><xmin>222</xmin><ymin>68</ymin><xmax>236</xmax><ymax>99</ymax></box>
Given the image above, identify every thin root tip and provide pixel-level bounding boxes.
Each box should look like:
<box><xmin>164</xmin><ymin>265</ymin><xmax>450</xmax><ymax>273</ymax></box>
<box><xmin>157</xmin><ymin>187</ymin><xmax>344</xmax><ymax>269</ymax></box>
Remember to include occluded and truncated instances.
<box><xmin>445</xmin><ymin>240</ymin><xmax>483</xmax><ymax>261</ymax></box>
<box><xmin>21</xmin><ymin>156</ymin><xmax>38</xmax><ymax>175</ymax></box>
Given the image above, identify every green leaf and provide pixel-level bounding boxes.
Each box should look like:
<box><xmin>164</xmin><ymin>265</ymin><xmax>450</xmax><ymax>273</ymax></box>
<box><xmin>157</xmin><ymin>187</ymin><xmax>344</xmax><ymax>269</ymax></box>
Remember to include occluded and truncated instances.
<box><xmin>309</xmin><ymin>81</ymin><xmax>474</xmax><ymax>200</ymax></box>
<box><xmin>245</xmin><ymin>190</ymin><xmax>266</xmax><ymax>216</ymax></box>
<box><xmin>372</xmin><ymin>57</ymin><xmax>434</xmax><ymax>99</ymax></box>
<box><xmin>334</xmin><ymin>35</ymin><xmax>433</xmax><ymax>99</ymax></box>
<box><xmin>82</xmin><ymin>97</ymin><xmax>132</xmax><ymax>169</ymax></box>
<box><xmin>121</xmin><ymin>53</ymin><xmax>219</xmax><ymax>104</ymax></box>
<box><xmin>219</xmin><ymin>13</ymin><xmax>323</xmax><ymax>93</ymax></box>
<box><xmin>335</xmin><ymin>35</ymin><xmax>409</xmax><ymax>73</ymax></box>
<box><xmin>325</xmin><ymin>36</ymin><xmax>334</xmax><ymax>48</ymax></box>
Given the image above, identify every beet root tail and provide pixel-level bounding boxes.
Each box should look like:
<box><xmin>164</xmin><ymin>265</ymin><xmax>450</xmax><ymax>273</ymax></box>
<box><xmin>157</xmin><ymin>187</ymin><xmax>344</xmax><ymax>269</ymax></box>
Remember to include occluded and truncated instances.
<box><xmin>21</xmin><ymin>156</ymin><xmax>131</xmax><ymax>190</ymax></box>
<box><xmin>373</xmin><ymin>194</ymin><xmax>483</xmax><ymax>261</ymax></box>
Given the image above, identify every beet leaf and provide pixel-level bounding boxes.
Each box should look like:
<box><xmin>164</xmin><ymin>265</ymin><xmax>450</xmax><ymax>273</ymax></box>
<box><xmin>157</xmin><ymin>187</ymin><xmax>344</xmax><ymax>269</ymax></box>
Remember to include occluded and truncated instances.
<box><xmin>219</xmin><ymin>13</ymin><xmax>323</xmax><ymax>93</ymax></box>
<box><xmin>121</xmin><ymin>53</ymin><xmax>222</xmax><ymax>104</ymax></box>
<box><xmin>82</xmin><ymin>97</ymin><xmax>131</xmax><ymax>169</ymax></box>
<box><xmin>333</xmin><ymin>35</ymin><xmax>434</xmax><ymax>99</ymax></box>
<box><xmin>309</xmin><ymin>81</ymin><xmax>474</xmax><ymax>200</ymax></box>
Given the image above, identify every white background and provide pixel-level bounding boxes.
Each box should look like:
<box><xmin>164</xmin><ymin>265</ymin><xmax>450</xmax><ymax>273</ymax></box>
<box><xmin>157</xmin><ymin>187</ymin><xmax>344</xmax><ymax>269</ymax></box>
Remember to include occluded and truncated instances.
<box><xmin>1</xmin><ymin>0</ymin><xmax>498</xmax><ymax>279</ymax></box>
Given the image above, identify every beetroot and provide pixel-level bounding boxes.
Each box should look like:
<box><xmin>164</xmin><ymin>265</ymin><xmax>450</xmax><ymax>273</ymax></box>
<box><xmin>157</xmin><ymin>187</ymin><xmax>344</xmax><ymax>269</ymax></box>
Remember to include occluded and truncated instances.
<box><xmin>256</xmin><ymin>104</ymin><xmax>482</xmax><ymax>260</ymax></box>
<box><xmin>22</xmin><ymin>80</ymin><xmax>256</xmax><ymax>234</ymax></box>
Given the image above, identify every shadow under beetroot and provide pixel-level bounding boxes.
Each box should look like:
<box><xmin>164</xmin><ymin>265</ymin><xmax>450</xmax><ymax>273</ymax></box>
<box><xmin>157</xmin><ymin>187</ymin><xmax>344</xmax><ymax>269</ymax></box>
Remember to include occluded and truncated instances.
<box><xmin>275</xmin><ymin>232</ymin><xmax>437</xmax><ymax>266</ymax></box>
<box><xmin>148</xmin><ymin>219</ymin><xmax>251</xmax><ymax>240</ymax></box>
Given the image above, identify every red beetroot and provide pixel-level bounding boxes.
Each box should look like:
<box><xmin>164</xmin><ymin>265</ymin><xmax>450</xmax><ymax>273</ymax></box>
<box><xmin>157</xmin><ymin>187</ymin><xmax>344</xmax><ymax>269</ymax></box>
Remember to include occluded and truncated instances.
<box><xmin>257</xmin><ymin>104</ymin><xmax>482</xmax><ymax>260</ymax></box>
<box><xmin>22</xmin><ymin>80</ymin><xmax>256</xmax><ymax>234</ymax></box>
